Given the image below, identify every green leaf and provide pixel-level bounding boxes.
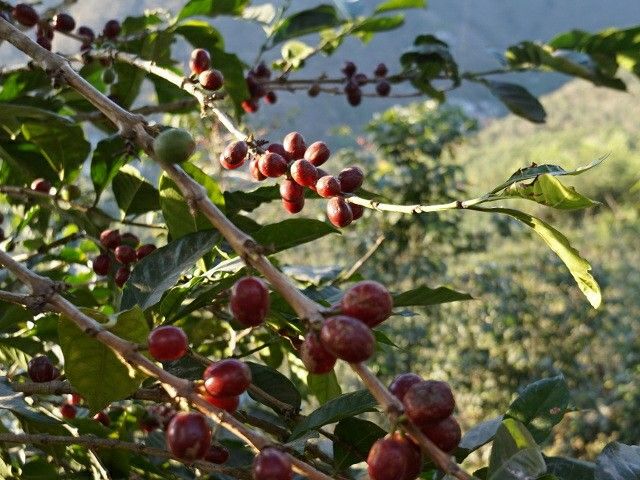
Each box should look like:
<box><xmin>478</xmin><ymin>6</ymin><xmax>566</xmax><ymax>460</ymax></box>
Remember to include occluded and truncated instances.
<box><xmin>505</xmin><ymin>376</ymin><xmax>570</xmax><ymax>443</ymax></box>
<box><xmin>281</xmin><ymin>40</ymin><xmax>315</xmax><ymax>69</ymax></box>
<box><xmin>595</xmin><ymin>442</ymin><xmax>640</xmax><ymax>480</ymax></box>
<box><xmin>174</xmin><ymin>20</ymin><xmax>225</xmax><ymax>50</ymax></box>
<box><xmin>488</xmin><ymin>419</ymin><xmax>546</xmax><ymax>480</ymax></box>
<box><xmin>58</xmin><ymin>307</ymin><xmax>149</xmax><ymax>412</ymax></box>
<box><xmin>392</xmin><ymin>285</ymin><xmax>473</xmax><ymax>307</ymax></box>
<box><xmin>471</xmin><ymin>207</ymin><xmax>601</xmax><ymax>308</ymax></box>
<box><xmin>333</xmin><ymin>417</ymin><xmax>386</xmax><ymax>469</ymax></box>
<box><xmin>375</xmin><ymin>0</ymin><xmax>426</xmax><ymax>13</ymax></box>
<box><xmin>354</xmin><ymin>15</ymin><xmax>405</xmax><ymax>36</ymax></box>
<box><xmin>90</xmin><ymin>135</ymin><xmax>129</xmax><ymax>202</ymax></box>
<box><xmin>457</xmin><ymin>416</ymin><xmax>503</xmax><ymax>460</ymax></box>
<box><xmin>307</xmin><ymin>371</ymin><xmax>341</xmax><ymax>404</ymax></box>
<box><xmin>112</xmin><ymin>165</ymin><xmax>160</xmax><ymax>216</ymax></box>
<box><xmin>247</xmin><ymin>362</ymin><xmax>301</xmax><ymax>412</ymax></box>
<box><xmin>0</xmin><ymin>380</ymin><xmax>62</xmax><ymax>429</ymax></box>
<box><xmin>224</xmin><ymin>185</ymin><xmax>280</xmax><ymax>215</ymax></box>
<box><xmin>271</xmin><ymin>5</ymin><xmax>343</xmax><ymax>45</ymax></box>
<box><xmin>289</xmin><ymin>390</ymin><xmax>377</xmax><ymax>440</ymax></box>
<box><xmin>178</xmin><ymin>0</ymin><xmax>249</xmax><ymax>20</ymax></box>
<box><xmin>253</xmin><ymin>219</ymin><xmax>339</xmax><ymax>253</ymax></box>
<box><xmin>121</xmin><ymin>230</ymin><xmax>219</xmax><ymax>311</ymax></box>
<box><xmin>484</xmin><ymin>81</ymin><xmax>546</xmax><ymax>123</ymax></box>
<box><xmin>545</xmin><ymin>456</ymin><xmax>595</xmax><ymax>480</ymax></box>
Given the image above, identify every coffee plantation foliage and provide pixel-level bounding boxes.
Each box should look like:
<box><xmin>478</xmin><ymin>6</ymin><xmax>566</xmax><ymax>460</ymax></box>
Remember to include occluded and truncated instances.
<box><xmin>0</xmin><ymin>1</ymin><xmax>639</xmax><ymax>479</ymax></box>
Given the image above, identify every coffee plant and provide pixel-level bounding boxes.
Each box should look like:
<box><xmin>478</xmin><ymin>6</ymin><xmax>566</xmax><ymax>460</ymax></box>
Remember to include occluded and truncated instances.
<box><xmin>0</xmin><ymin>1</ymin><xmax>638</xmax><ymax>479</ymax></box>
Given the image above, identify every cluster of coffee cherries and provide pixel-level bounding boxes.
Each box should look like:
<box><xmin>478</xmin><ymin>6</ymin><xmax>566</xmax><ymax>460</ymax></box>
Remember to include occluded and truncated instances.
<box><xmin>241</xmin><ymin>62</ymin><xmax>277</xmax><ymax>113</ymax></box>
<box><xmin>92</xmin><ymin>229</ymin><xmax>156</xmax><ymax>287</ymax></box>
<box><xmin>341</xmin><ymin>61</ymin><xmax>391</xmax><ymax>106</ymax></box>
<box><xmin>219</xmin><ymin>132</ymin><xmax>365</xmax><ymax>228</ymax></box>
<box><xmin>7</xmin><ymin>3</ymin><xmax>120</xmax><ymax>52</ymax></box>
<box><xmin>188</xmin><ymin>48</ymin><xmax>225</xmax><ymax>91</ymax></box>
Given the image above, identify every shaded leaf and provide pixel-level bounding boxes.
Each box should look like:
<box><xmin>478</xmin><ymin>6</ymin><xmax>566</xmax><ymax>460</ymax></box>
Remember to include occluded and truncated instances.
<box><xmin>488</xmin><ymin>419</ymin><xmax>546</xmax><ymax>480</ymax></box>
<box><xmin>112</xmin><ymin>165</ymin><xmax>160</xmax><ymax>216</ymax></box>
<box><xmin>307</xmin><ymin>371</ymin><xmax>341</xmax><ymax>404</ymax></box>
<box><xmin>393</xmin><ymin>285</ymin><xmax>472</xmax><ymax>307</ymax></box>
<box><xmin>178</xmin><ymin>0</ymin><xmax>249</xmax><ymax>20</ymax></box>
<box><xmin>334</xmin><ymin>417</ymin><xmax>386</xmax><ymax>469</ymax></box>
<box><xmin>224</xmin><ymin>185</ymin><xmax>280</xmax><ymax>215</ymax></box>
<box><xmin>457</xmin><ymin>416</ymin><xmax>503</xmax><ymax>461</ymax></box>
<box><xmin>595</xmin><ymin>442</ymin><xmax>640</xmax><ymax>480</ymax></box>
<box><xmin>546</xmin><ymin>456</ymin><xmax>595</xmax><ymax>480</ymax></box>
<box><xmin>271</xmin><ymin>5</ymin><xmax>342</xmax><ymax>45</ymax></box>
<box><xmin>253</xmin><ymin>219</ymin><xmax>339</xmax><ymax>253</ymax></box>
<box><xmin>90</xmin><ymin>135</ymin><xmax>129</xmax><ymax>202</ymax></box>
<box><xmin>485</xmin><ymin>81</ymin><xmax>546</xmax><ymax>123</ymax></box>
<box><xmin>247</xmin><ymin>362</ymin><xmax>301</xmax><ymax>412</ymax></box>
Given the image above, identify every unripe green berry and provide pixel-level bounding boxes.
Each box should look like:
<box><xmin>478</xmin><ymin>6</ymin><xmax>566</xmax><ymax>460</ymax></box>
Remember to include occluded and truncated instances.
<box><xmin>153</xmin><ymin>128</ymin><xmax>196</xmax><ymax>164</ymax></box>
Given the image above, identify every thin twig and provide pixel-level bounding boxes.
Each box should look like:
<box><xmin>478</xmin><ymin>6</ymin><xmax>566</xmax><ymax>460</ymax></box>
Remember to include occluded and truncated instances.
<box><xmin>339</xmin><ymin>235</ymin><xmax>385</xmax><ymax>281</ymax></box>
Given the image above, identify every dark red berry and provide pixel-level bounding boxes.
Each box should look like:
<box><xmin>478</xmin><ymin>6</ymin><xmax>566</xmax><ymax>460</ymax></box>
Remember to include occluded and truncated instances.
<box><xmin>166</xmin><ymin>412</ymin><xmax>211</xmax><ymax>460</ymax></box>
<box><xmin>189</xmin><ymin>48</ymin><xmax>211</xmax><ymax>75</ymax></box>
<box><xmin>114</xmin><ymin>266</ymin><xmax>130</xmax><ymax>287</ymax></box>
<box><xmin>30</xmin><ymin>178</ymin><xmax>51</xmax><ymax>194</ymax></box>
<box><xmin>367</xmin><ymin>434</ymin><xmax>422</xmax><ymax>480</ymax></box>
<box><xmin>300</xmin><ymin>332</ymin><xmax>336</xmax><ymax>374</ymax></box>
<box><xmin>345</xmin><ymin>81</ymin><xmax>362</xmax><ymax>106</ymax></box>
<box><xmin>376</xmin><ymin>80</ymin><xmax>391</xmax><ymax>97</ymax></box>
<box><xmin>229</xmin><ymin>276</ymin><xmax>270</xmax><ymax>327</ymax></box>
<box><xmin>389</xmin><ymin>373</ymin><xmax>422</xmax><ymax>402</ymax></box>
<box><xmin>254</xmin><ymin>61</ymin><xmax>271</xmax><ymax>79</ymax></box>
<box><xmin>12</xmin><ymin>4</ymin><xmax>39</xmax><ymax>27</ymax></box>
<box><xmin>320</xmin><ymin>315</ymin><xmax>375</xmax><ymax>363</ymax></box>
<box><xmin>308</xmin><ymin>84</ymin><xmax>321</xmax><ymax>97</ymax></box>
<box><xmin>246</xmin><ymin>75</ymin><xmax>266</xmax><ymax>98</ymax></box>
<box><xmin>315</xmin><ymin>176</ymin><xmax>341</xmax><ymax>198</ymax></box>
<box><xmin>93</xmin><ymin>411</ymin><xmax>111</xmax><ymax>427</ymax></box>
<box><xmin>354</xmin><ymin>73</ymin><xmax>368</xmax><ymax>86</ymax></box>
<box><xmin>342</xmin><ymin>61</ymin><xmax>357</xmax><ymax>77</ymax></box>
<box><xmin>148</xmin><ymin>326</ymin><xmax>188</xmax><ymax>362</ymax></box>
<box><xmin>267</xmin><ymin>143</ymin><xmax>288</xmax><ymax>159</ymax></box>
<box><xmin>350</xmin><ymin>202</ymin><xmax>365</xmax><ymax>220</ymax></box>
<box><xmin>250</xmin><ymin>157</ymin><xmax>267</xmax><ymax>181</ymax></box>
<box><xmin>282</xmin><ymin>198</ymin><xmax>304</xmax><ymax>214</ymax></box>
<box><xmin>202</xmin><ymin>393</ymin><xmax>240</xmax><ymax>413</ymax></box>
<box><xmin>52</xmin><ymin>13</ymin><xmax>75</xmax><ymax>32</ymax></box>
<box><xmin>68</xmin><ymin>393</ymin><xmax>82</xmax><ymax>405</ymax></box>
<box><xmin>145</xmin><ymin>404</ymin><xmax>176</xmax><ymax>431</ymax></box>
<box><xmin>77</xmin><ymin>26</ymin><xmax>95</xmax><ymax>43</ymax></box>
<box><xmin>100</xmin><ymin>229</ymin><xmax>121</xmax><ymax>250</ymax></box>
<box><xmin>36</xmin><ymin>23</ymin><xmax>53</xmax><ymax>40</ymax></box>
<box><xmin>203</xmin><ymin>359</ymin><xmax>252</xmax><ymax>397</ymax></box>
<box><xmin>140</xmin><ymin>416</ymin><xmax>160</xmax><ymax>432</ymax></box>
<box><xmin>241</xmin><ymin>99</ymin><xmax>259</xmax><ymax>113</ymax></box>
<box><xmin>253</xmin><ymin>448</ymin><xmax>292</xmax><ymax>480</ymax></box>
<box><xmin>60</xmin><ymin>403</ymin><xmax>76</xmax><ymax>419</ymax></box>
<box><xmin>326</xmin><ymin>196</ymin><xmax>353</xmax><ymax>228</ymax></box>
<box><xmin>258</xmin><ymin>152</ymin><xmax>287</xmax><ymax>178</ymax></box>
<box><xmin>341</xmin><ymin>280</ymin><xmax>393</xmax><ymax>327</ymax></box>
<box><xmin>338</xmin><ymin>166</ymin><xmax>364</xmax><ymax>193</ymax></box>
<box><xmin>374</xmin><ymin>63</ymin><xmax>388</xmax><ymax>77</ymax></box>
<box><xmin>205</xmin><ymin>444</ymin><xmax>230</xmax><ymax>464</ymax></box>
<box><xmin>103</xmin><ymin>20</ymin><xmax>120</xmax><ymax>39</ymax></box>
<box><xmin>115</xmin><ymin>245</ymin><xmax>136</xmax><ymax>265</ymax></box>
<box><xmin>92</xmin><ymin>253</ymin><xmax>110</xmax><ymax>276</ymax></box>
<box><xmin>136</xmin><ymin>244</ymin><xmax>156</xmax><ymax>260</ymax></box>
<box><xmin>304</xmin><ymin>141</ymin><xmax>330</xmax><ymax>166</ymax></box>
<box><xmin>421</xmin><ymin>416</ymin><xmax>461</xmax><ymax>453</ymax></box>
<box><xmin>27</xmin><ymin>356</ymin><xmax>58</xmax><ymax>383</ymax></box>
<box><xmin>403</xmin><ymin>380</ymin><xmax>455</xmax><ymax>427</ymax></box>
<box><xmin>199</xmin><ymin>69</ymin><xmax>224</xmax><ymax>91</ymax></box>
<box><xmin>264</xmin><ymin>91</ymin><xmax>277</xmax><ymax>104</ymax></box>
<box><xmin>120</xmin><ymin>232</ymin><xmax>139</xmax><ymax>247</ymax></box>
<box><xmin>221</xmin><ymin>141</ymin><xmax>248</xmax><ymax>169</ymax></box>
<box><xmin>283</xmin><ymin>132</ymin><xmax>306</xmax><ymax>160</ymax></box>
<box><xmin>279</xmin><ymin>179</ymin><xmax>304</xmax><ymax>202</ymax></box>
<box><xmin>290</xmin><ymin>159</ymin><xmax>318</xmax><ymax>187</ymax></box>
<box><xmin>309</xmin><ymin>168</ymin><xmax>328</xmax><ymax>192</ymax></box>
<box><xmin>36</xmin><ymin>36</ymin><xmax>51</xmax><ymax>51</ymax></box>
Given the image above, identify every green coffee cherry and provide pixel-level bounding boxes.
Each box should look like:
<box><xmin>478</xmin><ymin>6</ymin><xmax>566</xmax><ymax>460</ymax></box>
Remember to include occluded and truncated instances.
<box><xmin>153</xmin><ymin>128</ymin><xmax>196</xmax><ymax>164</ymax></box>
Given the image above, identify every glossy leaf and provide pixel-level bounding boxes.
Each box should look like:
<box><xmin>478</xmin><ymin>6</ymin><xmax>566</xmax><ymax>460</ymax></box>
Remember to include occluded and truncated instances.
<box><xmin>393</xmin><ymin>285</ymin><xmax>473</xmax><ymax>307</ymax></box>
<box><xmin>485</xmin><ymin>81</ymin><xmax>546</xmax><ymax>123</ymax></box>
<box><xmin>247</xmin><ymin>362</ymin><xmax>302</xmax><ymax>412</ymax></box>
<box><xmin>307</xmin><ymin>371</ymin><xmax>341</xmax><ymax>404</ymax></box>
<box><xmin>271</xmin><ymin>5</ymin><xmax>342</xmax><ymax>45</ymax></box>
<box><xmin>595</xmin><ymin>442</ymin><xmax>640</xmax><ymax>480</ymax></box>
<box><xmin>253</xmin><ymin>219</ymin><xmax>339</xmax><ymax>254</ymax></box>
<box><xmin>178</xmin><ymin>0</ymin><xmax>249</xmax><ymax>20</ymax></box>
<box><xmin>333</xmin><ymin>417</ymin><xmax>386</xmax><ymax>469</ymax></box>
<box><xmin>546</xmin><ymin>456</ymin><xmax>595</xmax><ymax>480</ymax></box>
<box><xmin>375</xmin><ymin>0</ymin><xmax>426</xmax><ymax>13</ymax></box>
<box><xmin>90</xmin><ymin>135</ymin><xmax>129</xmax><ymax>202</ymax></box>
<box><xmin>488</xmin><ymin>419</ymin><xmax>546</xmax><ymax>480</ymax></box>
<box><xmin>224</xmin><ymin>185</ymin><xmax>280</xmax><ymax>215</ymax></box>
<box><xmin>112</xmin><ymin>165</ymin><xmax>160</xmax><ymax>216</ymax></box>
<box><xmin>457</xmin><ymin>416</ymin><xmax>503</xmax><ymax>460</ymax></box>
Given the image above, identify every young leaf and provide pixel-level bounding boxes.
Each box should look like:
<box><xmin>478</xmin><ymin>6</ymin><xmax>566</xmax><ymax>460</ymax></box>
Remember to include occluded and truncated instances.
<box><xmin>307</xmin><ymin>371</ymin><xmax>342</xmax><ymax>404</ymax></box>
<box><xmin>595</xmin><ymin>442</ymin><xmax>640</xmax><ymax>480</ymax></box>
<box><xmin>495</xmin><ymin>174</ymin><xmax>599</xmax><ymax>210</ymax></box>
<box><xmin>375</xmin><ymin>0</ymin><xmax>426</xmax><ymax>14</ymax></box>
<box><xmin>393</xmin><ymin>285</ymin><xmax>473</xmax><ymax>307</ymax></box>
<box><xmin>484</xmin><ymin>80</ymin><xmax>546</xmax><ymax>123</ymax></box>
<box><xmin>333</xmin><ymin>417</ymin><xmax>386</xmax><ymax>469</ymax></box>
<box><xmin>487</xmin><ymin>419</ymin><xmax>546</xmax><ymax>480</ymax></box>
<box><xmin>112</xmin><ymin>165</ymin><xmax>160</xmax><ymax>216</ymax></box>
<box><xmin>271</xmin><ymin>5</ymin><xmax>343</xmax><ymax>45</ymax></box>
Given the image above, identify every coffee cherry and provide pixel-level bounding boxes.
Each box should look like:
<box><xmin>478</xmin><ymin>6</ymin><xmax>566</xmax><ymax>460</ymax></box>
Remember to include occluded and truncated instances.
<box><xmin>254</xmin><ymin>61</ymin><xmax>271</xmax><ymax>79</ymax></box>
<box><xmin>253</xmin><ymin>448</ymin><xmax>292</xmax><ymax>480</ymax></box>
<box><xmin>148</xmin><ymin>326</ymin><xmax>188</xmax><ymax>362</ymax></box>
<box><xmin>166</xmin><ymin>412</ymin><xmax>211</xmax><ymax>460</ymax></box>
<box><xmin>338</xmin><ymin>166</ymin><xmax>364</xmax><ymax>193</ymax></box>
<box><xmin>266</xmin><ymin>143</ymin><xmax>288</xmax><ymax>159</ymax></box>
<box><xmin>205</xmin><ymin>444</ymin><xmax>230</xmax><ymax>464</ymax></box>
<box><xmin>230</xmin><ymin>276</ymin><xmax>270</xmax><ymax>327</ymax></box>
<box><xmin>345</xmin><ymin>80</ymin><xmax>362</xmax><ymax>106</ymax></box>
<box><xmin>403</xmin><ymin>380</ymin><xmax>455</xmax><ymax>427</ymax></box>
<box><xmin>103</xmin><ymin>20</ymin><xmax>121</xmax><ymax>39</ymax></box>
<box><xmin>326</xmin><ymin>196</ymin><xmax>353</xmax><ymax>228</ymax></box>
<box><xmin>241</xmin><ymin>99</ymin><xmax>259</xmax><ymax>113</ymax></box>
<box><xmin>283</xmin><ymin>132</ymin><xmax>306</xmax><ymax>160</ymax></box>
<box><xmin>421</xmin><ymin>416</ymin><xmax>461</xmax><ymax>453</ymax></box>
<box><xmin>120</xmin><ymin>232</ymin><xmax>139</xmax><ymax>248</ymax></box>
<box><xmin>367</xmin><ymin>434</ymin><xmax>421</xmax><ymax>480</ymax></box>
<box><xmin>136</xmin><ymin>244</ymin><xmax>156</xmax><ymax>260</ymax></box>
<box><xmin>100</xmin><ymin>229</ymin><xmax>121</xmax><ymax>249</ymax></box>
<box><xmin>189</xmin><ymin>48</ymin><xmax>211</xmax><ymax>75</ymax></box>
<box><xmin>60</xmin><ymin>184</ymin><xmax>81</xmax><ymax>201</ymax></box>
<box><xmin>199</xmin><ymin>69</ymin><xmax>224</xmax><ymax>91</ymax></box>
<box><xmin>258</xmin><ymin>152</ymin><xmax>287</xmax><ymax>178</ymax></box>
<box><xmin>202</xmin><ymin>392</ymin><xmax>240</xmax><ymax>413</ymax></box>
<box><xmin>145</xmin><ymin>404</ymin><xmax>177</xmax><ymax>431</ymax></box>
<box><xmin>114</xmin><ymin>266</ymin><xmax>130</xmax><ymax>287</ymax></box>
<box><xmin>282</xmin><ymin>198</ymin><xmax>304</xmax><ymax>214</ymax></box>
<box><xmin>27</xmin><ymin>356</ymin><xmax>59</xmax><ymax>383</ymax></box>
<box><xmin>203</xmin><ymin>359</ymin><xmax>252</xmax><ymax>397</ymax></box>
<box><xmin>220</xmin><ymin>141</ymin><xmax>248</xmax><ymax>169</ymax></box>
<box><xmin>52</xmin><ymin>13</ymin><xmax>75</xmax><ymax>32</ymax></box>
<box><xmin>350</xmin><ymin>202</ymin><xmax>364</xmax><ymax>221</ymax></box>
<box><xmin>279</xmin><ymin>179</ymin><xmax>304</xmax><ymax>202</ymax></box>
<box><xmin>304</xmin><ymin>141</ymin><xmax>330</xmax><ymax>166</ymax></box>
<box><xmin>300</xmin><ymin>332</ymin><xmax>336</xmax><ymax>374</ymax></box>
<box><xmin>250</xmin><ymin>157</ymin><xmax>267</xmax><ymax>181</ymax></box>
<box><xmin>77</xmin><ymin>26</ymin><xmax>95</xmax><ymax>43</ymax></box>
<box><xmin>60</xmin><ymin>403</ymin><xmax>77</xmax><ymax>419</ymax></box>
<box><xmin>320</xmin><ymin>315</ymin><xmax>375</xmax><ymax>363</ymax></box>
<box><xmin>12</xmin><ymin>4</ymin><xmax>39</xmax><ymax>27</ymax></box>
<box><xmin>309</xmin><ymin>168</ymin><xmax>328</xmax><ymax>192</ymax></box>
<box><xmin>153</xmin><ymin>128</ymin><xmax>196</xmax><ymax>164</ymax></box>
<box><xmin>374</xmin><ymin>63</ymin><xmax>388</xmax><ymax>77</ymax></box>
<box><xmin>92</xmin><ymin>253</ymin><xmax>110</xmax><ymax>276</ymax></box>
<box><xmin>315</xmin><ymin>176</ymin><xmax>341</xmax><ymax>198</ymax></box>
<box><xmin>246</xmin><ymin>76</ymin><xmax>266</xmax><ymax>98</ymax></box>
<box><xmin>308</xmin><ymin>84</ymin><xmax>321</xmax><ymax>97</ymax></box>
<box><xmin>115</xmin><ymin>245</ymin><xmax>136</xmax><ymax>265</ymax></box>
<box><xmin>290</xmin><ymin>159</ymin><xmax>318</xmax><ymax>187</ymax></box>
<box><xmin>341</xmin><ymin>280</ymin><xmax>393</xmax><ymax>327</ymax></box>
<box><xmin>36</xmin><ymin>36</ymin><xmax>51</xmax><ymax>51</ymax></box>
<box><xmin>342</xmin><ymin>61</ymin><xmax>357</xmax><ymax>77</ymax></box>
<box><xmin>264</xmin><ymin>91</ymin><xmax>277</xmax><ymax>104</ymax></box>
<box><xmin>93</xmin><ymin>411</ymin><xmax>111</xmax><ymax>427</ymax></box>
<box><xmin>31</xmin><ymin>178</ymin><xmax>51</xmax><ymax>194</ymax></box>
<box><xmin>36</xmin><ymin>23</ymin><xmax>53</xmax><ymax>40</ymax></box>
<box><xmin>68</xmin><ymin>393</ymin><xmax>82</xmax><ymax>405</ymax></box>
<box><xmin>354</xmin><ymin>73</ymin><xmax>368</xmax><ymax>86</ymax></box>
<box><xmin>376</xmin><ymin>80</ymin><xmax>391</xmax><ymax>97</ymax></box>
<box><xmin>389</xmin><ymin>373</ymin><xmax>422</xmax><ymax>402</ymax></box>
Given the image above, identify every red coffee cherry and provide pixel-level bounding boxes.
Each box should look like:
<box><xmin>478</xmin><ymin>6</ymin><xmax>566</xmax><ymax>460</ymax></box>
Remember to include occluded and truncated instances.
<box><xmin>254</xmin><ymin>61</ymin><xmax>271</xmax><ymax>79</ymax></box>
<box><xmin>148</xmin><ymin>326</ymin><xmax>189</xmax><ymax>362</ymax></box>
<box><xmin>304</xmin><ymin>141</ymin><xmax>330</xmax><ymax>166</ymax></box>
<box><xmin>282</xmin><ymin>198</ymin><xmax>304</xmax><ymax>214</ymax></box>
<box><xmin>250</xmin><ymin>157</ymin><xmax>266</xmax><ymax>181</ymax></box>
<box><xmin>27</xmin><ymin>356</ymin><xmax>59</xmax><ymax>383</ymax></box>
<box><xmin>114</xmin><ymin>266</ymin><xmax>130</xmax><ymax>287</ymax></box>
<box><xmin>253</xmin><ymin>448</ymin><xmax>292</xmax><ymax>480</ymax></box>
<box><xmin>242</xmin><ymin>99</ymin><xmax>259</xmax><ymax>113</ymax></box>
<box><xmin>36</xmin><ymin>36</ymin><xmax>51</xmax><ymax>51</ymax></box>
<box><xmin>374</xmin><ymin>63</ymin><xmax>388</xmax><ymax>77</ymax></box>
<box><xmin>354</xmin><ymin>73</ymin><xmax>368</xmax><ymax>86</ymax></box>
<box><xmin>341</xmin><ymin>280</ymin><xmax>393</xmax><ymax>327</ymax></box>
<box><xmin>403</xmin><ymin>380</ymin><xmax>455</xmax><ymax>427</ymax></box>
<box><xmin>115</xmin><ymin>245</ymin><xmax>136</xmax><ymax>265</ymax></box>
<box><xmin>92</xmin><ymin>253</ymin><xmax>110</xmax><ymax>276</ymax></box>
<box><xmin>145</xmin><ymin>404</ymin><xmax>177</xmax><ymax>431</ymax></box>
<box><xmin>30</xmin><ymin>178</ymin><xmax>51</xmax><ymax>194</ymax></box>
<box><xmin>367</xmin><ymin>433</ymin><xmax>421</xmax><ymax>480</ymax></box>
<box><xmin>300</xmin><ymin>332</ymin><xmax>336</xmax><ymax>374</ymax></box>
<box><xmin>309</xmin><ymin>168</ymin><xmax>328</xmax><ymax>192</ymax></box>
<box><xmin>220</xmin><ymin>141</ymin><xmax>248</xmax><ymax>169</ymax></box>
<box><xmin>205</xmin><ymin>444</ymin><xmax>230</xmax><ymax>464</ymax></box>
<box><xmin>77</xmin><ymin>26</ymin><xmax>95</xmax><ymax>43</ymax></box>
<box><xmin>103</xmin><ymin>20</ymin><xmax>120</xmax><ymax>39</ymax></box>
<box><xmin>93</xmin><ymin>411</ymin><xmax>111</xmax><ymax>427</ymax></box>
<box><xmin>199</xmin><ymin>69</ymin><xmax>224</xmax><ymax>91</ymax></box>
<box><xmin>279</xmin><ymin>179</ymin><xmax>304</xmax><ymax>202</ymax></box>
<box><xmin>342</xmin><ymin>61</ymin><xmax>357</xmax><ymax>77</ymax></box>
<box><xmin>52</xmin><ymin>13</ymin><xmax>75</xmax><ymax>32</ymax></box>
<box><xmin>202</xmin><ymin>392</ymin><xmax>240</xmax><ymax>413</ymax></box>
<box><xmin>166</xmin><ymin>412</ymin><xmax>211</xmax><ymax>460</ymax></box>
<box><xmin>338</xmin><ymin>166</ymin><xmax>364</xmax><ymax>193</ymax></box>
<box><xmin>376</xmin><ymin>80</ymin><xmax>391</xmax><ymax>97</ymax></box>
<box><xmin>258</xmin><ymin>152</ymin><xmax>287</xmax><ymax>178</ymax></box>
<box><xmin>290</xmin><ymin>159</ymin><xmax>318</xmax><ymax>187</ymax></box>
<box><xmin>266</xmin><ymin>143</ymin><xmax>288</xmax><ymax>159</ymax></box>
<box><xmin>68</xmin><ymin>393</ymin><xmax>82</xmax><ymax>405</ymax></box>
<box><xmin>203</xmin><ymin>359</ymin><xmax>252</xmax><ymax>397</ymax></box>
<box><xmin>264</xmin><ymin>91</ymin><xmax>277</xmax><ymax>104</ymax></box>
<box><xmin>344</xmin><ymin>80</ymin><xmax>362</xmax><ymax>106</ymax></box>
<box><xmin>320</xmin><ymin>315</ymin><xmax>375</xmax><ymax>363</ymax></box>
<box><xmin>136</xmin><ymin>244</ymin><xmax>156</xmax><ymax>260</ymax></box>
<box><xmin>283</xmin><ymin>132</ymin><xmax>306</xmax><ymax>160</ymax></box>
<box><xmin>100</xmin><ymin>229</ymin><xmax>121</xmax><ymax>250</ymax></box>
<box><xmin>120</xmin><ymin>232</ymin><xmax>139</xmax><ymax>247</ymax></box>
<box><xmin>421</xmin><ymin>416</ymin><xmax>462</xmax><ymax>453</ymax></box>
<box><xmin>230</xmin><ymin>276</ymin><xmax>270</xmax><ymax>327</ymax></box>
<box><xmin>60</xmin><ymin>403</ymin><xmax>77</xmax><ymax>419</ymax></box>
<box><xmin>246</xmin><ymin>76</ymin><xmax>266</xmax><ymax>98</ymax></box>
<box><xmin>389</xmin><ymin>373</ymin><xmax>422</xmax><ymax>402</ymax></box>
<box><xmin>350</xmin><ymin>202</ymin><xmax>364</xmax><ymax>220</ymax></box>
<box><xmin>307</xmin><ymin>84</ymin><xmax>321</xmax><ymax>97</ymax></box>
<box><xmin>326</xmin><ymin>196</ymin><xmax>353</xmax><ymax>228</ymax></box>
<box><xmin>315</xmin><ymin>176</ymin><xmax>341</xmax><ymax>198</ymax></box>
<box><xmin>189</xmin><ymin>48</ymin><xmax>211</xmax><ymax>75</ymax></box>
<box><xmin>12</xmin><ymin>4</ymin><xmax>39</xmax><ymax>27</ymax></box>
